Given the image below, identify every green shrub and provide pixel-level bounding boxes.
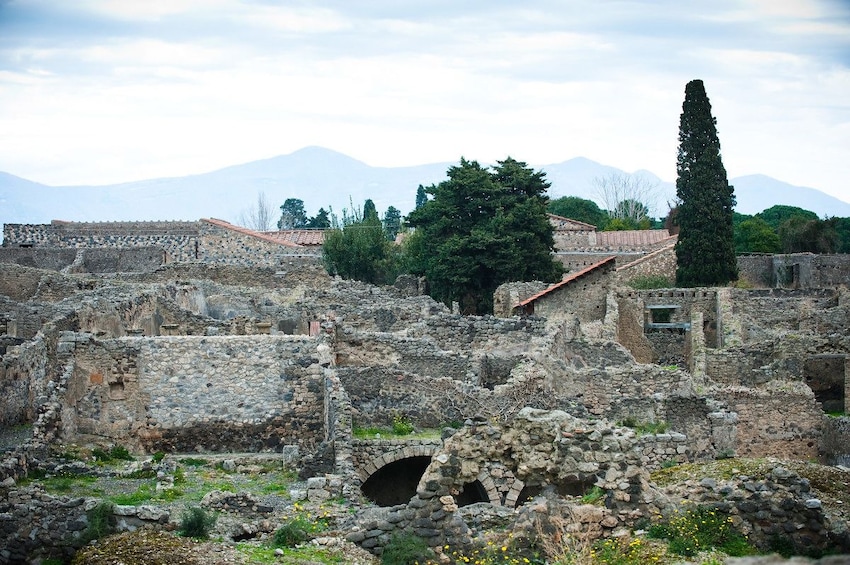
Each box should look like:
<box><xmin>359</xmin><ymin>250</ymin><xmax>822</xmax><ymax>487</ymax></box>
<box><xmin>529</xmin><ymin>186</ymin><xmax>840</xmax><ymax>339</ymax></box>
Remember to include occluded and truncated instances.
<box><xmin>109</xmin><ymin>445</ymin><xmax>134</xmax><ymax>461</ymax></box>
<box><xmin>80</xmin><ymin>501</ymin><xmax>115</xmax><ymax>544</ymax></box>
<box><xmin>628</xmin><ymin>275</ymin><xmax>673</xmax><ymax>290</ymax></box>
<box><xmin>618</xmin><ymin>418</ymin><xmax>668</xmax><ymax>436</ymax></box>
<box><xmin>273</xmin><ymin>510</ymin><xmax>330</xmax><ymax>548</ymax></box>
<box><xmin>391</xmin><ymin>413</ymin><xmax>414</xmax><ymax>436</ymax></box>
<box><xmin>580</xmin><ymin>485</ymin><xmax>605</xmax><ymax>504</ymax></box>
<box><xmin>381</xmin><ymin>532</ymin><xmax>434</xmax><ymax>565</ymax></box>
<box><xmin>651</xmin><ymin>505</ymin><xmax>755</xmax><ymax>557</ymax></box>
<box><xmin>181</xmin><ymin>457</ymin><xmax>208</xmax><ymax>467</ymax></box>
<box><xmin>273</xmin><ymin>515</ymin><xmax>312</xmax><ymax>547</ymax></box>
<box><xmin>178</xmin><ymin>505</ymin><xmax>217</xmax><ymax>539</ymax></box>
<box><xmin>152</xmin><ymin>451</ymin><xmax>165</xmax><ymax>462</ymax></box>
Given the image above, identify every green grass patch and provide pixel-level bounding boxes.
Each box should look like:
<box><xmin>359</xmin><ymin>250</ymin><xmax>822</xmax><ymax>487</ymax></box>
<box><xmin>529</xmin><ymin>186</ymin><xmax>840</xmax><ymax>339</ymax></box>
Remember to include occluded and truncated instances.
<box><xmin>40</xmin><ymin>475</ymin><xmax>98</xmax><ymax>494</ymax></box>
<box><xmin>648</xmin><ymin>505</ymin><xmax>756</xmax><ymax>557</ymax></box>
<box><xmin>181</xmin><ymin>457</ymin><xmax>209</xmax><ymax>467</ymax></box>
<box><xmin>237</xmin><ymin>543</ymin><xmax>349</xmax><ymax>564</ymax></box>
<box><xmin>580</xmin><ymin>485</ymin><xmax>605</xmax><ymax>505</ymax></box>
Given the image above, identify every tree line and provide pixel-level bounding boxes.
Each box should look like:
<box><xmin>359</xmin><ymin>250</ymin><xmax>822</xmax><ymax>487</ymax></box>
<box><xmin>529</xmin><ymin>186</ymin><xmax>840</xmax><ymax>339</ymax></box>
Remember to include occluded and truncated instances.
<box><xmin>237</xmin><ymin>79</ymin><xmax>846</xmax><ymax>314</ymax></box>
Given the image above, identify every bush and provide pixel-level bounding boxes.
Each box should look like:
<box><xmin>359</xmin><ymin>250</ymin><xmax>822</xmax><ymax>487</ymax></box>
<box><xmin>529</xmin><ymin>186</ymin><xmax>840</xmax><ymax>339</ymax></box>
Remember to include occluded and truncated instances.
<box><xmin>80</xmin><ymin>502</ymin><xmax>115</xmax><ymax>544</ymax></box>
<box><xmin>627</xmin><ymin>275</ymin><xmax>673</xmax><ymax>290</ymax></box>
<box><xmin>651</xmin><ymin>505</ymin><xmax>755</xmax><ymax>557</ymax></box>
<box><xmin>391</xmin><ymin>413</ymin><xmax>414</xmax><ymax>436</ymax></box>
<box><xmin>273</xmin><ymin>507</ymin><xmax>331</xmax><ymax>548</ymax></box>
<box><xmin>273</xmin><ymin>515</ymin><xmax>312</xmax><ymax>548</ymax></box>
<box><xmin>381</xmin><ymin>532</ymin><xmax>434</xmax><ymax>565</ymax></box>
<box><xmin>178</xmin><ymin>505</ymin><xmax>217</xmax><ymax>539</ymax></box>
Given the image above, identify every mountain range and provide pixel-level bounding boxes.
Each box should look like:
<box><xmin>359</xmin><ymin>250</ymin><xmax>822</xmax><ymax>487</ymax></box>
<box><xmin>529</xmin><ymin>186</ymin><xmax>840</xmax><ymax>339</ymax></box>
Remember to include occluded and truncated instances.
<box><xmin>1</xmin><ymin>146</ymin><xmax>849</xmax><ymax>227</ymax></box>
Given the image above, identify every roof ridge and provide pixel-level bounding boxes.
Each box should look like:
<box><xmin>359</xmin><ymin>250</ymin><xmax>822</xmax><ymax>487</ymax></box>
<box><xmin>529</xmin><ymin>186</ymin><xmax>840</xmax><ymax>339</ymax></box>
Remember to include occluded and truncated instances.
<box><xmin>516</xmin><ymin>256</ymin><xmax>616</xmax><ymax>308</ymax></box>
<box><xmin>201</xmin><ymin>218</ymin><xmax>302</xmax><ymax>248</ymax></box>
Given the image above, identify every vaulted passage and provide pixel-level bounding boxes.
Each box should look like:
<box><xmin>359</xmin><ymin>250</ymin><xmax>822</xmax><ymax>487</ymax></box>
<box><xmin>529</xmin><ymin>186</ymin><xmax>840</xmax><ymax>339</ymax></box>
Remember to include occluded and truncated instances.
<box><xmin>456</xmin><ymin>480</ymin><xmax>489</xmax><ymax>506</ymax></box>
<box><xmin>360</xmin><ymin>456</ymin><xmax>431</xmax><ymax>506</ymax></box>
<box><xmin>805</xmin><ymin>355</ymin><xmax>846</xmax><ymax>414</ymax></box>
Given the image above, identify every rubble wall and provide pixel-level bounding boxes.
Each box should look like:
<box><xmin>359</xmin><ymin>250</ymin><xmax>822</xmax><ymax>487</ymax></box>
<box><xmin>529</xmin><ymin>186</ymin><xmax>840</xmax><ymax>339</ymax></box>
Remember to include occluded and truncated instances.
<box><xmin>61</xmin><ymin>334</ymin><xmax>327</xmax><ymax>452</ymax></box>
<box><xmin>197</xmin><ymin>221</ymin><xmax>317</xmax><ymax>267</ymax></box>
<box><xmin>616</xmin><ymin>244</ymin><xmax>677</xmax><ymax>284</ymax></box>
<box><xmin>533</xmin><ymin>265</ymin><xmax>614</xmax><ymax>322</ymax></box>
<box><xmin>0</xmin><ymin>247</ymin><xmax>164</xmax><ymax>273</ymax></box>
<box><xmin>723</xmin><ymin>383</ymin><xmax>823</xmax><ymax>460</ymax></box>
<box><xmin>2</xmin><ymin>221</ymin><xmax>200</xmax><ymax>262</ymax></box>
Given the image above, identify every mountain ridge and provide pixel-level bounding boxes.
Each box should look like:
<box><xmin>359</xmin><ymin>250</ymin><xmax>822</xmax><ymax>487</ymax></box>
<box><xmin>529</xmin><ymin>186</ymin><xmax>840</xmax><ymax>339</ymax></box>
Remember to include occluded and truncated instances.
<box><xmin>1</xmin><ymin>147</ymin><xmax>848</xmax><ymax>226</ymax></box>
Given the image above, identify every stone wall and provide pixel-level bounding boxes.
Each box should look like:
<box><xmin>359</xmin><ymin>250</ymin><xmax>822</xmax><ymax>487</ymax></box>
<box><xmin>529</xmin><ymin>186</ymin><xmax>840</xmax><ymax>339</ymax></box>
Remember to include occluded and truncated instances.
<box><xmin>0</xmin><ymin>247</ymin><xmax>165</xmax><ymax>273</ymax></box>
<box><xmin>3</xmin><ymin>221</ymin><xmax>200</xmax><ymax>262</ymax></box>
<box><xmin>616</xmin><ymin>244</ymin><xmax>677</xmax><ymax>285</ymax></box>
<box><xmin>346</xmin><ymin>408</ymin><xmax>669</xmax><ymax>554</ymax></box>
<box><xmin>532</xmin><ymin>262</ymin><xmax>615</xmax><ymax>322</ymax></box>
<box><xmin>2</xmin><ymin>220</ymin><xmax>324</xmax><ymax>268</ymax></box>
<box><xmin>737</xmin><ymin>253</ymin><xmax>850</xmax><ymax>289</ymax></box>
<box><xmin>721</xmin><ymin>382</ymin><xmax>823</xmax><ymax>460</ymax></box>
<box><xmin>59</xmin><ymin>334</ymin><xmax>328</xmax><ymax>452</ymax></box>
<box><xmin>822</xmin><ymin>416</ymin><xmax>850</xmax><ymax>466</ymax></box>
<box><xmin>197</xmin><ymin>221</ymin><xmax>317</xmax><ymax>267</ymax></box>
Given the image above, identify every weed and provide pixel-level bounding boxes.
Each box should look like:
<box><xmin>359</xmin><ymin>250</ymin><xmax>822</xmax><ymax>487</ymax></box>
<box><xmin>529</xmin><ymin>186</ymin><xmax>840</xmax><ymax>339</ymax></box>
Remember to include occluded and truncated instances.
<box><xmin>178</xmin><ymin>505</ymin><xmax>217</xmax><ymax>539</ymax></box>
<box><xmin>618</xmin><ymin>418</ymin><xmax>668</xmax><ymax>436</ymax></box>
<box><xmin>580</xmin><ymin>485</ymin><xmax>605</xmax><ymax>505</ymax></box>
<box><xmin>91</xmin><ymin>444</ymin><xmax>134</xmax><ymax>463</ymax></box>
<box><xmin>152</xmin><ymin>451</ymin><xmax>165</xmax><ymax>462</ymax></box>
<box><xmin>80</xmin><ymin>502</ymin><xmax>115</xmax><ymax>544</ymax></box>
<box><xmin>661</xmin><ymin>459</ymin><xmax>678</xmax><ymax>469</ymax></box>
<box><xmin>381</xmin><ymin>532</ymin><xmax>435</xmax><ymax>565</ymax></box>
<box><xmin>174</xmin><ymin>467</ymin><xmax>186</xmax><ymax>484</ymax></box>
<box><xmin>589</xmin><ymin>536</ymin><xmax>667</xmax><ymax>565</ymax></box>
<box><xmin>649</xmin><ymin>505</ymin><xmax>755</xmax><ymax>557</ymax></box>
<box><xmin>110</xmin><ymin>482</ymin><xmax>156</xmax><ymax>505</ymax></box>
<box><xmin>391</xmin><ymin>412</ymin><xmax>414</xmax><ymax>436</ymax></box>
<box><xmin>42</xmin><ymin>475</ymin><xmax>97</xmax><ymax>494</ymax></box>
<box><xmin>181</xmin><ymin>457</ymin><xmax>209</xmax><ymax>467</ymax></box>
<box><xmin>125</xmin><ymin>469</ymin><xmax>157</xmax><ymax>479</ymax></box>
<box><xmin>273</xmin><ymin>508</ymin><xmax>330</xmax><ymax>548</ymax></box>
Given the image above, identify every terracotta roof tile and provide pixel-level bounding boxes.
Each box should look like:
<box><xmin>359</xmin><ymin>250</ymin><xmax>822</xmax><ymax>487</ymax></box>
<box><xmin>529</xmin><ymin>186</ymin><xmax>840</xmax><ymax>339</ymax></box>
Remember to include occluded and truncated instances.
<box><xmin>595</xmin><ymin>230</ymin><xmax>673</xmax><ymax>247</ymax></box>
<box><xmin>263</xmin><ymin>230</ymin><xmax>326</xmax><ymax>246</ymax></box>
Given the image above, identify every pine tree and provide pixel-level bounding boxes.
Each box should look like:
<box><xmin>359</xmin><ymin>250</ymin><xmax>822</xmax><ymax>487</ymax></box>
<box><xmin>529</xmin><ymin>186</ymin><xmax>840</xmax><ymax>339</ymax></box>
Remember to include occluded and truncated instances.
<box><xmin>674</xmin><ymin>79</ymin><xmax>738</xmax><ymax>287</ymax></box>
<box><xmin>415</xmin><ymin>185</ymin><xmax>427</xmax><ymax>209</ymax></box>
<box><xmin>406</xmin><ymin>157</ymin><xmax>562</xmax><ymax>314</ymax></box>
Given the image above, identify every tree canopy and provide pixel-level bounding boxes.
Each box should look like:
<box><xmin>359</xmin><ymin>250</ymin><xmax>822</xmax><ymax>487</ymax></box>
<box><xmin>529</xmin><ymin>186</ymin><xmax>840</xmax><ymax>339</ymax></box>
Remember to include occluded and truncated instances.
<box><xmin>382</xmin><ymin>206</ymin><xmax>402</xmax><ymax>241</ymax></box>
<box><xmin>756</xmin><ymin>205</ymin><xmax>818</xmax><ymax>231</ymax></box>
<box><xmin>406</xmin><ymin>157</ymin><xmax>563</xmax><ymax>314</ymax></box>
<box><xmin>674</xmin><ymin>79</ymin><xmax>738</xmax><ymax>287</ymax></box>
<box><xmin>278</xmin><ymin>198</ymin><xmax>308</xmax><ymax>229</ymax></box>
<box><xmin>322</xmin><ymin>208</ymin><xmax>400</xmax><ymax>285</ymax></box>
<box><xmin>305</xmin><ymin>207</ymin><xmax>331</xmax><ymax>229</ymax></box>
<box><xmin>547</xmin><ymin>196</ymin><xmax>608</xmax><ymax>227</ymax></box>
<box><xmin>734</xmin><ymin>216</ymin><xmax>781</xmax><ymax>253</ymax></box>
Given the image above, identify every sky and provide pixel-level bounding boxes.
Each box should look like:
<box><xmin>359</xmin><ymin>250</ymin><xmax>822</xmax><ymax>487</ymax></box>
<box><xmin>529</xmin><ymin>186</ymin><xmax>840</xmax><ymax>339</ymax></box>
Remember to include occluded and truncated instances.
<box><xmin>0</xmin><ymin>0</ymin><xmax>849</xmax><ymax>202</ymax></box>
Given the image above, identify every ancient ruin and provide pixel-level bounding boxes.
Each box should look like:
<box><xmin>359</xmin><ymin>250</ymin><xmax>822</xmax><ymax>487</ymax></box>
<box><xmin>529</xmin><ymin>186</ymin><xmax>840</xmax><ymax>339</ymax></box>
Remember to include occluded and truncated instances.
<box><xmin>1</xmin><ymin>218</ymin><xmax>849</xmax><ymax>563</ymax></box>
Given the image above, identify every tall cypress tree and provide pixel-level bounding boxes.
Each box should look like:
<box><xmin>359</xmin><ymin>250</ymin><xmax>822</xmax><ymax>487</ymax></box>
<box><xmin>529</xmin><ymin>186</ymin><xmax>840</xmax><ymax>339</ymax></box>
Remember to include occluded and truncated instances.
<box><xmin>674</xmin><ymin>79</ymin><xmax>738</xmax><ymax>287</ymax></box>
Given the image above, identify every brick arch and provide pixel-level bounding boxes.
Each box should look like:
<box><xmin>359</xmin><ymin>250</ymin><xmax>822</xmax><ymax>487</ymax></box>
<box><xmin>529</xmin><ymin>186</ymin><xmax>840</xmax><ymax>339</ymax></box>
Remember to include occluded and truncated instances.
<box><xmin>475</xmin><ymin>471</ymin><xmax>502</xmax><ymax>506</ymax></box>
<box><xmin>356</xmin><ymin>444</ymin><xmax>441</xmax><ymax>484</ymax></box>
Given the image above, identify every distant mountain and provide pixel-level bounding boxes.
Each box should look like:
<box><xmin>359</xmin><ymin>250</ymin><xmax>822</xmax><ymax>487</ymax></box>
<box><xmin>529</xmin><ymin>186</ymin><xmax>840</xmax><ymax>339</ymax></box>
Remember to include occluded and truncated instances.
<box><xmin>1</xmin><ymin>147</ymin><xmax>848</xmax><ymax>227</ymax></box>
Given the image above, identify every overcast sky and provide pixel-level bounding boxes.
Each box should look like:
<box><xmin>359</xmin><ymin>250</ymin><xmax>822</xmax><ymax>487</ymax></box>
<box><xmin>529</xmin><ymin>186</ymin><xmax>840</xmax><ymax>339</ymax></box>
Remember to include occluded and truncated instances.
<box><xmin>1</xmin><ymin>0</ymin><xmax>848</xmax><ymax>203</ymax></box>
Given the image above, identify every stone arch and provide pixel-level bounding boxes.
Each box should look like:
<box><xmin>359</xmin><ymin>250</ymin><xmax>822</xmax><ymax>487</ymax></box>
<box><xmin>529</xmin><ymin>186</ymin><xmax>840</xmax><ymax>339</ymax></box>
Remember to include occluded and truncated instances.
<box><xmin>356</xmin><ymin>443</ymin><xmax>441</xmax><ymax>484</ymax></box>
<box><xmin>474</xmin><ymin>470</ymin><xmax>503</xmax><ymax>506</ymax></box>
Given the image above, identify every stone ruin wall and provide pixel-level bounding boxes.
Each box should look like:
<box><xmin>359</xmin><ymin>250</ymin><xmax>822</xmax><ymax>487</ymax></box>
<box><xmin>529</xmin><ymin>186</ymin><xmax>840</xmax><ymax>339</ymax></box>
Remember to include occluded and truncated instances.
<box><xmin>615</xmin><ymin>244</ymin><xmax>677</xmax><ymax>284</ymax></box>
<box><xmin>53</xmin><ymin>333</ymin><xmax>327</xmax><ymax>453</ymax></box>
<box><xmin>2</xmin><ymin>220</ymin><xmax>322</xmax><ymax>269</ymax></box>
<box><xmin>532</xmin><ymin>262</ymin><xmax>614</xmax><ymax>322</ymax></box>
<box><xmin>738</xmin><ymin>253</ymin><xmax>850</xmax><ymax>289</ymax></box>
<box><xmin>0</xmin><ymin>247</ymin><xmax>166</xmax><ymax>273</ymax></box>
<box><xmin>3</xmin><ymin>221</ymin><xmax>200</xmax><ymax>262</ymax></box>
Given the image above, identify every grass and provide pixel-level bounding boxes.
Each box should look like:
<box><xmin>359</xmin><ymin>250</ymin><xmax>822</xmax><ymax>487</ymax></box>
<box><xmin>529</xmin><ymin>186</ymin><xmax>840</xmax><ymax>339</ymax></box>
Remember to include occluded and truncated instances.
<box><xmin>647</xmin><ymin>505</ymin><xmax>755</xmax><ymax>557</ymax></box>
<box><xmin>237</xmin><ymin>543</ymin><xmax>350</xmax><ymax>564</ymax></box>
<box><xmin>178</xmin><ymin>505</ymin><xmax>217</xmax><ymax>539</ymax></box>
<box><xmin>579</xmin><ymin>485</ymin><xmax>605</xmax><ymax>505</ymax></box>
<box><xmin>628</xmin><ymin>275</ymin><xmax>673</xmax><ymax>290</ymax></box>
<box><xmin>352</xmin><ymin>426</ymin><xmax>441</xmax><ymax>440</ymax></box>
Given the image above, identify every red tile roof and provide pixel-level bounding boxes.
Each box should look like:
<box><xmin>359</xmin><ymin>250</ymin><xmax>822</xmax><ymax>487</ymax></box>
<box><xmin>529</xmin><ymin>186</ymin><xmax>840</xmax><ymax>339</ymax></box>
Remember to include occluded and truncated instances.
<box><xmin>516</xmin><ymin>256</ymin><xmax>616</xmax><ymax>308</ymax></box>
<box><xmin>594</xmin><ymin>230</ymin><xmax>673</xmax><ymax>247</ymax></box>
<box><xmin>263</xmin><ymin>230</ymin><xmax>325</xmax><ymax>246</ymax></box>
<box><xmin>201</xmin><ymin>218</ymin><xmax>303</xmax><ymax>247</ymax></box>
